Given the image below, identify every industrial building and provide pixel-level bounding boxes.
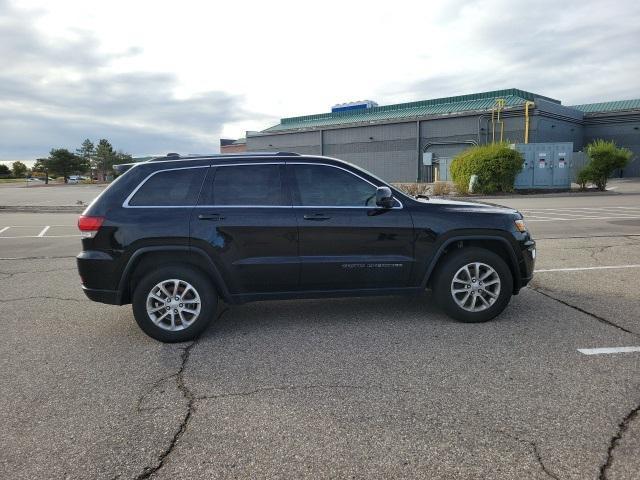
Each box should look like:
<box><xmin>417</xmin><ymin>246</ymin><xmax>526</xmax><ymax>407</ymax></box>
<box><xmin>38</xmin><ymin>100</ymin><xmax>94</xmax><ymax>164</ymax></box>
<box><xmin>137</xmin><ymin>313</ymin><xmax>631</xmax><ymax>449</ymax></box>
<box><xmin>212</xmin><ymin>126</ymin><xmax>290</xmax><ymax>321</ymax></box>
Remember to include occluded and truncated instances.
<box><xmin>243</xmin><ymin>88</ymin><xmax>640</xmax><ymax>183</ymax></box>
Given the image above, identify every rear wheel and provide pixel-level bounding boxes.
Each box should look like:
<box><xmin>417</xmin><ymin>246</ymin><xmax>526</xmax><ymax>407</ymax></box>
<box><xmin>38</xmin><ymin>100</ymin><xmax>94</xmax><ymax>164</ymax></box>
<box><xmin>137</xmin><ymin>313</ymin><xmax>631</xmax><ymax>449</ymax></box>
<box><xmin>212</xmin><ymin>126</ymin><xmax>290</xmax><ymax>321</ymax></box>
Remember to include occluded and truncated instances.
<box><xmin>132</xmin><ymin>265</ymin><xmax>217</xmax><ymax>342</ymax></box>
<box><xmin>433</xmin><ymin>247</ymin><xmax>513</xmax><ymax>323</ymax></box>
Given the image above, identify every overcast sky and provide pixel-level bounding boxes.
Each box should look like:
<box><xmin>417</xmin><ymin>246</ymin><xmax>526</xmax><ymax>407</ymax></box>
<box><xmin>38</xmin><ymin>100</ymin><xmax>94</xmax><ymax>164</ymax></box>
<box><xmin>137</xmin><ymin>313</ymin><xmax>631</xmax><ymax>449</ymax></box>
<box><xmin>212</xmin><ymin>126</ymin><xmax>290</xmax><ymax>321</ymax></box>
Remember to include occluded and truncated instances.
<box><xmin>1</xmin><ymin>0</ymin><xmax>639</xmax><ymax>161</ymax></box>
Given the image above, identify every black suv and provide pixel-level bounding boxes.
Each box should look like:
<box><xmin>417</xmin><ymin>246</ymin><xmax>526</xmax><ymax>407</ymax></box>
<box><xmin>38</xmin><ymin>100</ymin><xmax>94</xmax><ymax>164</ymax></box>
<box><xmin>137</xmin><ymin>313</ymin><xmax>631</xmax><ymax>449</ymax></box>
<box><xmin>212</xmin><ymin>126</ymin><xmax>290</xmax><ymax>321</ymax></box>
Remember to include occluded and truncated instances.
<box><xmin>77</xmin><ymin>153</ymin><xmax>535</xmax><ymax>342</ymax></box>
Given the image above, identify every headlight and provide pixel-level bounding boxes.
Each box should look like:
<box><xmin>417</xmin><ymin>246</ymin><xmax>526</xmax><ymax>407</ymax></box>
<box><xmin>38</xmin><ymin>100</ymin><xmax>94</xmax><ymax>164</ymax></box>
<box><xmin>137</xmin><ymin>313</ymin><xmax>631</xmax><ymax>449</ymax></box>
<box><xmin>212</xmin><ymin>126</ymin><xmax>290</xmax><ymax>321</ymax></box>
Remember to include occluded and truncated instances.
<box><xmin>514</xmin><ymin>219</ymin><xmax>527</xmax><ymax>232</ymax></box>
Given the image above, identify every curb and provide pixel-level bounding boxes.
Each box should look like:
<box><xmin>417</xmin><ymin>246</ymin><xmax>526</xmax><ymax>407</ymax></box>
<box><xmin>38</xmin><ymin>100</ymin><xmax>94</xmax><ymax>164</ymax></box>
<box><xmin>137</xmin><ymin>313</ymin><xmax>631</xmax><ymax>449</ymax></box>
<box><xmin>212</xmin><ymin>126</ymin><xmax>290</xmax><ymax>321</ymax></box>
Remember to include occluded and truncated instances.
<box><xmin>0</xmin><ymin>205</ymin><xmax>85</xmax><ymax>213</ymax></box>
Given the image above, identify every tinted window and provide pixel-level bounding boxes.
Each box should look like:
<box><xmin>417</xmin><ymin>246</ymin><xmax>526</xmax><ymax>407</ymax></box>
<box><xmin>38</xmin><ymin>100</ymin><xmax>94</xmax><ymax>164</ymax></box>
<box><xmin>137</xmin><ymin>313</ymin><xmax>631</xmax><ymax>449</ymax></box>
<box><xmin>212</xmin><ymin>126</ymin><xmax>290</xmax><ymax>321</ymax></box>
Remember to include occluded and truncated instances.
<box><xmin>129</xmin><ymin>168</ymin><xmax>205</xmax><ymax>206</ymax></box>
<box><xmin>292</xmin><ymin>164</ymin><xmax>377</xmax><ymax>207</ymax></box>
<box><xmin>208</xmin><ymin>165</ymin><xmax>285</xmax><ymax>206</ymax></box>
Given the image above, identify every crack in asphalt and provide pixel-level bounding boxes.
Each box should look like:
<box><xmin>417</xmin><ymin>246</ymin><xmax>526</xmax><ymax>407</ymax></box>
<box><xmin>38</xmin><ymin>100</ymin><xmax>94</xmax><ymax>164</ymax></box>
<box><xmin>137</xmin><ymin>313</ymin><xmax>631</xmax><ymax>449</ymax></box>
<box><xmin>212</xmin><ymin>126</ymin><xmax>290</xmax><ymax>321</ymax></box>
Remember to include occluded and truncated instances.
<box><xmin>599</xmin><ymin>402</ymin><xmax>640</xmax><ymax>480</ymax></box>
<box><xmin>0</xmin><ymin>295</ymin><xmax>86</xmax><ymax>303</ymax></box>
<box><xmin>529</xmin><ymin>287</ymin><xmax>638</xmax><ymax>336</ymax></box>
<box><xmin>134</xmin><ymin>342</ymin><xmax>196</xmax><ymax>480</ymax></box>
<box><xmin>497</xmin><ymin>431</ymin><xmax>559</xmax><ymax>479</ymax></box>
<box><xmin>195</xmin><ymin>383</ymin><xmax>416</xmax><ymax>401</ymax></box>
<box><xmin>0</xmin><ymin>267</ymin><xmax>76</xmax><ymax>278</ymax></box>
<box><xmin>135</xmin><ymin>307</ymin><xmax>229</xmax><ymax>480</ymax></box>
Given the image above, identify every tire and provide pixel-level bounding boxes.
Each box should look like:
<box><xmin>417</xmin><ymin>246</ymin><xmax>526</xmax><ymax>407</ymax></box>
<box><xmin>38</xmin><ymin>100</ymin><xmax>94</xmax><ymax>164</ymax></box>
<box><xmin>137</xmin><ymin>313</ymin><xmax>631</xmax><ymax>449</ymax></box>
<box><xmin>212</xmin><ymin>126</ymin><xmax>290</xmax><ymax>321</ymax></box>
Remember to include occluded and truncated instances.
<box><xmin>433</xmin><ymin>247</ymin><xmax>513</xmax><ymax>323</ymax></box>
<box><xmin>132</xmin><ymin>265</ymin><xmax>217</xmax><ymax>342</ymax></box>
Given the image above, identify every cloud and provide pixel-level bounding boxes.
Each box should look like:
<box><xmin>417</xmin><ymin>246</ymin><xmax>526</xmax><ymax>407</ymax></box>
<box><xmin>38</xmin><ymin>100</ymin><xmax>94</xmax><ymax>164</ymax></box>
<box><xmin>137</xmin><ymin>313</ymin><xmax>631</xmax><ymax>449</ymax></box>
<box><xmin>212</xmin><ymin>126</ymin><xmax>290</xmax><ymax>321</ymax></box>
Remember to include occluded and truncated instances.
<box><xmin>378</xmin><ymin>0</ymin><xmax>640</xmax><ymax>106</ymax></box>
<box><xmin>0</xmin><ymin>0</ymin><xmax>254</xmax><ymax>159</ymax></box>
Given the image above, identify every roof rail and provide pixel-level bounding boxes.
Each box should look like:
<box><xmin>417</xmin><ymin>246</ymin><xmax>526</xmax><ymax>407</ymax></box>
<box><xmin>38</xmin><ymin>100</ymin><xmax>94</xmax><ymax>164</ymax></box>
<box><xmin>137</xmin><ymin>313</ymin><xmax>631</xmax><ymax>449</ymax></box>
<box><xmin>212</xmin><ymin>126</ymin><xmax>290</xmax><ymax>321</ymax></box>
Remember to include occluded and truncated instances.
<box><xmin>147</xmin><ymin>151</ymin><xmax>301</xmax><ymax>161</ymax></box>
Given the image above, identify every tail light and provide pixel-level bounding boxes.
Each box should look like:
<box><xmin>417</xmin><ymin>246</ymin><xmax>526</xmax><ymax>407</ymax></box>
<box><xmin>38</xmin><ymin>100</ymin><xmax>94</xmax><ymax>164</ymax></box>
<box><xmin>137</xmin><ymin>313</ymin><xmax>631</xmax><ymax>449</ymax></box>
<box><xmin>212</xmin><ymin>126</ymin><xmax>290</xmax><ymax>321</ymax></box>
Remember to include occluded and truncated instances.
<box><xmin>78</xmin><ymin>215</ymin><xmax>104</xmax><ymax>237</ymax></box>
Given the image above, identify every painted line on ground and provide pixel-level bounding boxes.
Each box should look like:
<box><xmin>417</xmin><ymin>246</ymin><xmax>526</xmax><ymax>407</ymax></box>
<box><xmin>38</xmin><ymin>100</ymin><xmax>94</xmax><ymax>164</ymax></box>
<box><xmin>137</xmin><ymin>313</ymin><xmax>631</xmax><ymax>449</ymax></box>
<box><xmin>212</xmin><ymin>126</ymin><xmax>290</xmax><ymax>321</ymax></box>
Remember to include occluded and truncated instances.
<box><xmin>535</xmin><ymin>264</ymin><xmax>640</xmax><ymax>273</ymax></box>
<box><xmin>578</xmin><ymin>347</ymin><xmax>640</xmax><ymax>355</ymax></box>
<box><xmin>0</xmin><ymin>234</ymin><xmax>83</xmax><ymax>239</ymax></box>
<box><xmin>37</xmin><ymin>226</ymin><xmax>50</xmax><ymax>237</ymax></box>
<box><xmin>0</xmin><ymin>226</ymin><xmax>10</xmax><ymax>234</ymax></box>
<box><xmin>3</xmin><ymin>224</ymin><xmax>75</xmax><ymax>228</ymax></box>
<box><xmin>525</xmin><ymin>211</ymin><xmax>640</xmax><ymax>218</ymax></box>
<box><xmin>521</xmin><ymin>206</ymin><xmax>640</xmax><ymax>212</ymax></box>
<box><xmin>527</xmin><ymin>215</ymin><xmax>640</xmax><ymax>222</ymax></box>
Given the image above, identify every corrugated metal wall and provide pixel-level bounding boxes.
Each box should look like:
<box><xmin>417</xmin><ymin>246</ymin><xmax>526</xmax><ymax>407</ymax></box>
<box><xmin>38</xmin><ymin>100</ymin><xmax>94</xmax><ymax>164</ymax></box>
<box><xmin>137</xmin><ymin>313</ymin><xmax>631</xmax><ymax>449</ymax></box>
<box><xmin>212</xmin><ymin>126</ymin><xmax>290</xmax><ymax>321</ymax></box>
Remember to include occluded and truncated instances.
<box><xmin>247</xmin><ymin>131</ymin><xmax>322</xmax><ymax>155</ymax></box>
<box><xmin>323</xmin><ymin>123</ymin><xmax>418</xmax><ymax>183</ymax></box>
<box><xmin>246</xmin><ymin>104</ymin><xmax>640</xmax><ymax>181</ymax></box>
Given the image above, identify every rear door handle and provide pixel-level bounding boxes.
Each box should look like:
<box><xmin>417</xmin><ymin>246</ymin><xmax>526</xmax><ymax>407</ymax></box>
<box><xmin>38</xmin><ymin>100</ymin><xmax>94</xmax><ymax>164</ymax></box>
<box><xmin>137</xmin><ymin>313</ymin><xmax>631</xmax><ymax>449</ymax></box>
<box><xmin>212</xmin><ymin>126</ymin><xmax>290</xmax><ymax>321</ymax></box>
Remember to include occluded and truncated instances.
<box><xmin>303</xmin><ymin>213</ymin><xmax>331</xmax><ymax>221</ymax></box>
<box><xmin>198</xmin><ymin>213</ymin><xmax>225</xmax><ymax>221</ymax></box>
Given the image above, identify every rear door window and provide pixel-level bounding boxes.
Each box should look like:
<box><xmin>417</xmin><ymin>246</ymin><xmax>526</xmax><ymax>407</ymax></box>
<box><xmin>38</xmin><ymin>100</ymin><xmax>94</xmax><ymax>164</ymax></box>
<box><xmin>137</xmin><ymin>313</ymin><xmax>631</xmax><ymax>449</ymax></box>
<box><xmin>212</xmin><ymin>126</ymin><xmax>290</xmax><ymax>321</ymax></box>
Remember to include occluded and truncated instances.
<box><xmin>128</xmin><ymin>167</ymin><xmax>206</xmax><ymax>206</ymax></box>
<box><xmin>202</xmin><ymin>164</ymin><xmax>287</xmax><ymax>206</ymax></box>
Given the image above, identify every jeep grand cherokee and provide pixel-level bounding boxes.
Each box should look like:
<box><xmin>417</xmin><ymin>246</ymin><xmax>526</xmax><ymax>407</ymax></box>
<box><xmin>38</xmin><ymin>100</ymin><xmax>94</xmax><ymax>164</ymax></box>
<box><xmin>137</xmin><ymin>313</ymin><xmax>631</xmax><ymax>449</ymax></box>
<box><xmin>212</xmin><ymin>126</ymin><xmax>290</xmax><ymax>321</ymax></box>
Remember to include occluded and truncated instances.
<box><xmin>77</xmin><ymin>152</ymin><xmax>535</xmax><ymax>342</ymax></box>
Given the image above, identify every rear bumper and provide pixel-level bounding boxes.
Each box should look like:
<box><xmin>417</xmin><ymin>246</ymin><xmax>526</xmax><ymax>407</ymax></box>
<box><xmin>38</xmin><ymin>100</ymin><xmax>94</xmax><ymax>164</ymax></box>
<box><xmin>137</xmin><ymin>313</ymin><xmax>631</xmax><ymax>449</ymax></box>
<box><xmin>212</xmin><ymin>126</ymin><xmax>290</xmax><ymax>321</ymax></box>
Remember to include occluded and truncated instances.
<box><xmin>82</xmin><ymin>286</ymin><xmax>120</xmax><ymax>305</ymax></box>
<box><xmin>77</xmin><ymin>250</ymin><xmax>123</xmax><ymax>305</ymax></box>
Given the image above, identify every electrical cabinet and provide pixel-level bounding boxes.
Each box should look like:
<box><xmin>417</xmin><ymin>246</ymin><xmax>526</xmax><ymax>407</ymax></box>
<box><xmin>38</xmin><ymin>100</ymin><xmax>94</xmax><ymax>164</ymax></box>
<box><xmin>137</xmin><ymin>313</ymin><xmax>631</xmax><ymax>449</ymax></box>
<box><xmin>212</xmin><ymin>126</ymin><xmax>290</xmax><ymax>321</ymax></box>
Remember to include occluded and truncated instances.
<box><xmin>512</xmin><ymin>142</ymin><xmax>573</xmax><ymax>189</ymax></box>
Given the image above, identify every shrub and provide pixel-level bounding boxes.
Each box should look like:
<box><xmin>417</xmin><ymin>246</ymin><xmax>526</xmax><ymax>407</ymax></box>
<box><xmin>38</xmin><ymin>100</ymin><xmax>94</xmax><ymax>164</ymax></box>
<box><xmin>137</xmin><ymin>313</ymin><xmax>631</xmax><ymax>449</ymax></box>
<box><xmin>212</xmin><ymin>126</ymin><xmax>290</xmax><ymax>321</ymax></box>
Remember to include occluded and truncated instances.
<box><xmin>393</xmin><ymin>183</ymin><xmax>431</xmax><ymax>197</ymax></box>
<box><xmin>576</xmin><ymin>166</ymin><xmax>592</xmax><ymax>190</ymax></box>
<box><xmin>432</xmin><ymin>181</ymin><xmax>453</xmax><ymax>196</ymax></box>
<box><xmin>581</xmin><ymin>140</ymin><xmax>632</xmax><ymax>191</ymax></box>
<box><xmin>450</xmin><ymin>143</ymin><xmax>523</xmax><ymax>194</ymax></box>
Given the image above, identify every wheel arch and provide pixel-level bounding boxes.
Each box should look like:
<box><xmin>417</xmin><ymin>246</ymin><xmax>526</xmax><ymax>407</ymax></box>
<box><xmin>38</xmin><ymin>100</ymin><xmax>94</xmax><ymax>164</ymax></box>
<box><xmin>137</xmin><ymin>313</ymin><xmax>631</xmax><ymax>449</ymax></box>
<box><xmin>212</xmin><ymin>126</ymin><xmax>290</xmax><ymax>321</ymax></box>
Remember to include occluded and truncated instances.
<box><xmin>117</xmin><ymin>246</ymin><xmax>232</xmax><ymax>304</ymax></box>
<box><xmin>422</xmin><ymin>235</ymin><xmax>522</xmax><ymax>293</ymax></box>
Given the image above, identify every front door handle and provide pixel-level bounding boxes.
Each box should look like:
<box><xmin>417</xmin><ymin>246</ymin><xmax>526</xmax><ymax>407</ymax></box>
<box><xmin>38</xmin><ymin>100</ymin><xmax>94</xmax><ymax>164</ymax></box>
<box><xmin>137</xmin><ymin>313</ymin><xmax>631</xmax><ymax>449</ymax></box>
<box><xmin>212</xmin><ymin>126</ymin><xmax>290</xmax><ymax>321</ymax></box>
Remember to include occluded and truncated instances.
<box><xmin>198</xmin><ymin>213</ymin><xmax>225</xmax><ymax>221</ymax></box>
<box><xmin>303</xmin><ymin>213</ymin><xmax>331</xmax><ymax>221</ymax></box>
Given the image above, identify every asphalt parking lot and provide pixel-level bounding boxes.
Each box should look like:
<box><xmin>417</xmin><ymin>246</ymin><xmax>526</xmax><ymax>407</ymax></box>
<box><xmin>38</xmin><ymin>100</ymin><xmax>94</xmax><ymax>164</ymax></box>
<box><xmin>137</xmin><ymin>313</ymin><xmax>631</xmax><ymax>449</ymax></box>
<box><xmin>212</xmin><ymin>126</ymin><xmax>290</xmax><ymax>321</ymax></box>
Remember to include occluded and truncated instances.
<box><xmin>1</xmin><ymin>181</ymin><xmax>639</xmax><ymax>479</ymax></box>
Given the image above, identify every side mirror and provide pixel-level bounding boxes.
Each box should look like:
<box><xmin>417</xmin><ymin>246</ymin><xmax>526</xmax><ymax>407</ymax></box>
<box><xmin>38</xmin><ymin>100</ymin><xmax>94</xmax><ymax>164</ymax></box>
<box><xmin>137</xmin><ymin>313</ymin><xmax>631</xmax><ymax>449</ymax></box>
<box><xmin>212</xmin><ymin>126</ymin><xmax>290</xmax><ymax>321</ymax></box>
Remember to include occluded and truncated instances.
<box><xmin>375</xmin><ymin>186</ymin><xmax>394</xmax><ymax>208</ymax></box>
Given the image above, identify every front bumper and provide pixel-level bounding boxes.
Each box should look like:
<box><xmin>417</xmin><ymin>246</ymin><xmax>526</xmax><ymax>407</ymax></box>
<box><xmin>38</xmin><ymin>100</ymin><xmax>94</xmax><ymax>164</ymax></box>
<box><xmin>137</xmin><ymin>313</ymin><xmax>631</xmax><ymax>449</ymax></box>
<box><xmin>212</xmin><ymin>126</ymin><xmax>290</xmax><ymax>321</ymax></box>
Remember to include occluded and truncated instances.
<box><xmin>519</xmin><ymin>239</ymin><xmax>536</xmax><ymax>287</ymax></box>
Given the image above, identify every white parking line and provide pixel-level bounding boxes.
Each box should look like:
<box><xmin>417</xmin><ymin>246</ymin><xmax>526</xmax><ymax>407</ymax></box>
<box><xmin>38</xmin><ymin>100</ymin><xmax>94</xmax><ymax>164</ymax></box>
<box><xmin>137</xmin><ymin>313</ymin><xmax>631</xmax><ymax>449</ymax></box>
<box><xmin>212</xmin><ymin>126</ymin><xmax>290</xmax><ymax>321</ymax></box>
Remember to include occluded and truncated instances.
<box><xmin>0</xmin><ymin>226</ymin><xmax>10</xmax><ymax>234</ymax></box>
<box><xmin>521</xmin><ymin>206</ymin><xmax>640</xmax><ymax>212</ymax></box>
<box><xmin>527</xmin><ymin>215</ymin><xmax>640</xmax><ymax>222</ymax></box>
<box><xmin>4</xmin><ymin>224</ymin><xmax>73</xmax><ymax>228</ymax></box>
<box><xmin>37</xmin><ymin>226</ymin><xmax>50</xmax><ymax>237</ymax></box>
<box><xmin>0</xmin><ymin>235</ymin><xmax>82</xmax><ymax>239</ymax></box>
<box><xmin>535</xmin><ymin>264</ymin><xmax>640</xmax><ymax>273</ymax></box>
<box><xmin>526</xmin><ymin>211</ymin><xmax>640</xmax><ymax>218</ymax></box>
<box><xmin>578</xmin><ymin>347</ymin><xmax>640</xmax><ymax>355</ymax></box>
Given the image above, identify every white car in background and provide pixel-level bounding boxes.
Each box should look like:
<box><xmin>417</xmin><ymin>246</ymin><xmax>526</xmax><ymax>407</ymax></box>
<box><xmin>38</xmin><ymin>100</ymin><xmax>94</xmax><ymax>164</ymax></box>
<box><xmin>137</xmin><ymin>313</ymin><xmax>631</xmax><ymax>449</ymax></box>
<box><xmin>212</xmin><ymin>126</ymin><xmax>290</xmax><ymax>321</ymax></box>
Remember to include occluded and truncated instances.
<box><xmin>68</xmin><ymin>175</ymin><xmax>85</xmax><ymax>184</ymax></box>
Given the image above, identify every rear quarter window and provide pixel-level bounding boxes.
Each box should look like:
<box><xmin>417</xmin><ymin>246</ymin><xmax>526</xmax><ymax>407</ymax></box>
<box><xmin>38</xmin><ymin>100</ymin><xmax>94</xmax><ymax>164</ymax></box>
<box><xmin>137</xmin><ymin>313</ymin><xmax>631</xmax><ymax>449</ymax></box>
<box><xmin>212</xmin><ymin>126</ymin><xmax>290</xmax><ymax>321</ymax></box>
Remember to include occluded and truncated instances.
<box><xmin>128</xmin><ymin>167</ymin><xmax>206</xmax><ymax>206</ymax></box>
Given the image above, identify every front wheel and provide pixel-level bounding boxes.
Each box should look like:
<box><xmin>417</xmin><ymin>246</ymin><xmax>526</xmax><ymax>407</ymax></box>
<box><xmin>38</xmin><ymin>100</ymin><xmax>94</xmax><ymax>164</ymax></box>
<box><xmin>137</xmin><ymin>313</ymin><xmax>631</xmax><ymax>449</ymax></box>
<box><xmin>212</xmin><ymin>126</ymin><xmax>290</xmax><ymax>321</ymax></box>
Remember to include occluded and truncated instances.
<box><xmin>433</xmin><ymin>247</ymin><xmax>513</xmax><ymax>323</ymax></box>
<box><xmin>132</xmin><ymin>265</ymin><xmax>217</xmax><ymax>342</ymax></box>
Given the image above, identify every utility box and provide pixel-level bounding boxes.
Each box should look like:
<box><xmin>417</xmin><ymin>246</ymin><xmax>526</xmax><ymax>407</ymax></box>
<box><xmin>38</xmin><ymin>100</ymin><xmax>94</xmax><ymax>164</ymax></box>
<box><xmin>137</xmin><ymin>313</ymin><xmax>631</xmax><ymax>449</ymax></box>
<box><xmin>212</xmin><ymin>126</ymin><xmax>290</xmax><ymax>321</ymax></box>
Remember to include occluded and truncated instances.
<box><xmin>512</xmin><ymin>142</ymin><xmax>573</xmax><ymax>189</ymax></box>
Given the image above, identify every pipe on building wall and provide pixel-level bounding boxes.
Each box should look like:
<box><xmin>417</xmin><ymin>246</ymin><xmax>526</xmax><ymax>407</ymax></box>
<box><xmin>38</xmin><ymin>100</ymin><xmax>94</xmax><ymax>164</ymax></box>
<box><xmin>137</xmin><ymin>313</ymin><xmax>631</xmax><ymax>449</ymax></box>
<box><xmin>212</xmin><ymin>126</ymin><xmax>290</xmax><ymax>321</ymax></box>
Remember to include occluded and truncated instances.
<box><xmin>416</xmin><ymin>121</ymin><xmax>421</xmax><ymax>183</ymax></box>
<box><xmin>491</xmin><ymin>108</ymin><xmax>496</xmax><ymax>143</ymax></box>
<box><xmin>524</xmin><ymin>101</ymin><xmax>534</xmax><ymax>143</ymax></box>
<box><xmin>495</xmin><ymin>98</ymin><xmax>506</xmax><ymax>142</ymax></box>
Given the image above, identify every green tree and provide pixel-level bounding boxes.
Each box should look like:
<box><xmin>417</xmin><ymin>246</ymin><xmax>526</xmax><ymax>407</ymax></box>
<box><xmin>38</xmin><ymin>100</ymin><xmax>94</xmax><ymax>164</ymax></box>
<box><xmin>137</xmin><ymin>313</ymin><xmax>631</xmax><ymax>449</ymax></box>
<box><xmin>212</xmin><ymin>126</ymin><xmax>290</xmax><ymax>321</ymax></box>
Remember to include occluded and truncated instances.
<box><xmin>76</xmin><ymin>139</ymin><xmax>95</xmax><ymax>179</ymax></box>
<box><xmin>46</xmin><ymin>148</ymin><xmax>86</xmax><ymax>183</ymax></box>
<box><xmin>579</xmin><ymin>140</ymin><xmax>633</xmax><ymax>191</ymax></box>
<box><xmin>115</xmin><ymin>150</ymin><xmax>133</xmax><ymax>164</ymax></box>
<box><xmin>0</xmin><ymin>164</ymin><xmax>10</xmax><ymax>176</ymax></box>
<box><xmin>95</xmin><ymin>139</ymin><xmax>116</xmax><ymax>180</ymax></box>
<box><xmin>32</xmin><ymin>159</ymin><xmax>47</xmax><ymax>173</ymax></box>
<box><xmin>12</xmin><ymin>161</ymin><xmax>28</xmax><ymax>177</ymax></box>
<box><xmin>449</xmin><ymin>143</ymin><xmax>523</xmax><ymax>194</ymax></box>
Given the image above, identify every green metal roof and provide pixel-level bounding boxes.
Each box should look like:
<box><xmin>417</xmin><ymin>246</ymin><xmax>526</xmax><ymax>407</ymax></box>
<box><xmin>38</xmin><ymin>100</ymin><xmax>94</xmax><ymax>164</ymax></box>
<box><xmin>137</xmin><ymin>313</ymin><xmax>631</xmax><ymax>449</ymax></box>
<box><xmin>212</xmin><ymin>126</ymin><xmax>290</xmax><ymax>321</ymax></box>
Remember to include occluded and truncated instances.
<box><xmin>571</xmin><ymin>99</ymin><xmax>640</xmax><ymax>113</ymax></box>
<box><xmin>262</xmin><ymin>88</ymin><xmax>558</xmax><ymax>132</ymax></box>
